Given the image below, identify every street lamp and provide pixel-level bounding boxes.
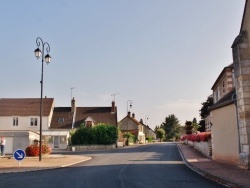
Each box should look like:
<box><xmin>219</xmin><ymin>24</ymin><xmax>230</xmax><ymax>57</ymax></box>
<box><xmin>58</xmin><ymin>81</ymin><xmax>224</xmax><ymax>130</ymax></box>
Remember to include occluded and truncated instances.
<box><xmin>127</xmin><ymin>100</ymin><xmax>132</xmax><ymax>146</ymax></box>
<box><xmin>145</xmin><ymin>115</ymin><xmax>149</xmax><ymax>125</ymax></box>
<box><xmin>34</xmin><ymin>37</ymin><xmax>51</xmax><ymax>161</ymax></box>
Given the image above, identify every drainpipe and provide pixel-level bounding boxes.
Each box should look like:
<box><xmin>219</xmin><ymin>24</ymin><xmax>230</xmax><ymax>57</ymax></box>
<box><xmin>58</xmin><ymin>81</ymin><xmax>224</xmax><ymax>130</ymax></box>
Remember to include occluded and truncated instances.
<box><xmin>232</xmin><ymin>92</ymin><xmax>241</xmax><ymax>153</ymax></box>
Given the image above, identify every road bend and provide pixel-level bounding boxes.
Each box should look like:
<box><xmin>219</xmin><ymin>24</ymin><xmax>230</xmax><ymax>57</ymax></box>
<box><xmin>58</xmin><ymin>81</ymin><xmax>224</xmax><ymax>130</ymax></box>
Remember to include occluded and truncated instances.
<box><xmin>0</xmin><ymin>143</ymin><xmax>225</xmax><ymax>188</ymax></box>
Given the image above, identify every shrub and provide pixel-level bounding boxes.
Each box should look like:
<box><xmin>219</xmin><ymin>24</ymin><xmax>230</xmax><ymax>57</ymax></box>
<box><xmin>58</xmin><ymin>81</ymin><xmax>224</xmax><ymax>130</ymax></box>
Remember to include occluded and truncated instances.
<box><xmin>180</xmin><ymin>132</ymin><xmax>211</xmax><ymax>142</ymax></box>
<box><xmin>147</xmin><ymin>137</ymin><xmax>154</xmax><ymax>143</ymax></box>
<box><xmin>93</xmin><ymin>124</ymin><xmax>118</xmax><ymax>145</ymax></box>
<box><xmin>25</xmin><ymin>144</ymin><xmax>51</xmax><ymax>157</ymax></box>
<box><xmin>71</xmin><ymin>124</ymin><xmax>118</xmax><ymax>145</ymax></box>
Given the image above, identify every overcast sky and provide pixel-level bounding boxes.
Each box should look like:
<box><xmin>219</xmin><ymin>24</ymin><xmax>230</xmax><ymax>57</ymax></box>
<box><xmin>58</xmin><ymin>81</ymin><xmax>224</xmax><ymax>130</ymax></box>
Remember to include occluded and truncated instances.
<box><xmin>0</xmin><ymin>1</ymin><xmax>246</xmax><ymax>129</ymax></box>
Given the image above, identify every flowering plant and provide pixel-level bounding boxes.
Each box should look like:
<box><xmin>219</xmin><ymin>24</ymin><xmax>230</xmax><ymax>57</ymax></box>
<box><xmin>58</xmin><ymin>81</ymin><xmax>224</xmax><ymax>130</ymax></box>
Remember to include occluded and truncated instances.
<box><xmin>180</xmin><ymin>132</ymin><xmax>211</xmax><ymax>142</ymax></box>
<box><xmin>25</xmin><ymin>144</ymin><xmax>51</xmax><ymax>156</ymax></box>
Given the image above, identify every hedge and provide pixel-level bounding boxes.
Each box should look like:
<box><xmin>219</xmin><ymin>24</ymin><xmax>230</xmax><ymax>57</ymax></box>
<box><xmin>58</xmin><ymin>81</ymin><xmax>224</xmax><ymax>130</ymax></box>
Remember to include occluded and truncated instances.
<box><xmin>71</xmin><ymin>124</ymin><xmax>118</xmax><ymax>145</ymax></box>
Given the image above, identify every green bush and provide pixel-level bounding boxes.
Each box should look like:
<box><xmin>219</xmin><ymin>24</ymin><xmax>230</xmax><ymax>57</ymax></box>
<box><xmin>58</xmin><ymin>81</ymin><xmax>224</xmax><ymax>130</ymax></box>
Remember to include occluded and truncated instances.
<box><xmin>147</xmin><ymin>137</ymin><xmax>154</xmax><ymax>143</ymax></box>
<box><xmin>71</xmin><ymin>124</ymin><xmax>118</xmax><ymax>145</ymax></box>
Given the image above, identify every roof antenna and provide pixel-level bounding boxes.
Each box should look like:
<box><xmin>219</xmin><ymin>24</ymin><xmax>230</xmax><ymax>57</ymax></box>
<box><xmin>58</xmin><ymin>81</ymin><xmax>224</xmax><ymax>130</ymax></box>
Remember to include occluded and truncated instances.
<box><xmin>71</xmin><ymin>87</ymin><xmax>76</xmax><ymax>100</ymax></box>
<box><xmin>111</xmin><ymin>93</ymin><xmax>119</xmax><ymax>102</ymax></box>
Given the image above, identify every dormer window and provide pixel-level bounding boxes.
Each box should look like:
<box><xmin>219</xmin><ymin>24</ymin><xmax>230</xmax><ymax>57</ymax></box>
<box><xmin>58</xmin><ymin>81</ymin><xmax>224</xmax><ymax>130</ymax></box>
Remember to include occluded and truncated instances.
<box><xmin>57</xmin><ymin>118</ymin><xmax>64</xmax><ymax>123</ymax></box>
<box><xmin>84</xmin><ymin>116</ymin><xmax>95</xmax><ymax>128</ymax></box>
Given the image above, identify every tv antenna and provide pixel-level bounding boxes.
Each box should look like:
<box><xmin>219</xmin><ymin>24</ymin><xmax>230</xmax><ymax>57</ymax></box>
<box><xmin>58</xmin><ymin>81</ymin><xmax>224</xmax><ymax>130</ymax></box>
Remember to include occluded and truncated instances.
<box><xmin>71</xmin><ymin>87</ymin><xmax>76</xmax><ymax>100</ymax></box>
<box><xmin>111</xmin><ymin>93</ymin><xmax>119</xmax><ymax>102</ymax></box>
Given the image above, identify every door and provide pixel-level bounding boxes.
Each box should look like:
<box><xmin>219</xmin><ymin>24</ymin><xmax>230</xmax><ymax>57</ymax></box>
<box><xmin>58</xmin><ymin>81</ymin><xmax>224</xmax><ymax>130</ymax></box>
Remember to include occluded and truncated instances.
<box><xmin>54</xmin><ymin>136</ymin><xmax>59</xmax><ymax>148</ymax></box>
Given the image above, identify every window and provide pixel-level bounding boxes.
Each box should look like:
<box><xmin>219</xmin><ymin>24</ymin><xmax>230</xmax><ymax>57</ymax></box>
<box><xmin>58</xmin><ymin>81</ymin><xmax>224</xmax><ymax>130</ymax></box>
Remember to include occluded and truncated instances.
<box><xmin>30</xmin><ymin>118</ymin><xmax>38</xmax><ymax>126</ymax></box>
<box><xmin>13</xmin><ymin>117</ymin><xmax>18</xmax><ymax>126</ymax></box>
<box><xmin>57</xmin><ymin>117</ymin><xmax>64</xmax><ymax>123</ymax></box>
<box><xmin>60</xmin><ymin>136</ymin><xmax>67</xmax><ymax>144</ymax></box>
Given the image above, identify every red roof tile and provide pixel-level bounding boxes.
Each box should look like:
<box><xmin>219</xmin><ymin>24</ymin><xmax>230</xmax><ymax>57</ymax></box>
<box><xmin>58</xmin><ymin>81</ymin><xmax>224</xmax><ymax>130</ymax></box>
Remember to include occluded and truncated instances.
<box><xmin>0</xmin><ymin>98</ymin><xmax>54</xmax><ymax>116</ymax></box>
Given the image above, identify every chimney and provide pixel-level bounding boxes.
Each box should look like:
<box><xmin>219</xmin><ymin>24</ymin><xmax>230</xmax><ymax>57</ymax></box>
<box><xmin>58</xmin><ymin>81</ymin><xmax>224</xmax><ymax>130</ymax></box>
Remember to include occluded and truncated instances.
<box><xmin>132</xmin><ymin>113</ymin><xmax>135</xmax><ymax>119</ymax></box>
<box><xmin>127</xmin><ymin>111</ymin><xmax>131</xmax><ymax>117</ymax></box>
<box><xmin>71</xmin><ymin>97</ymin><xmax>76</xmax><ymax>113</ymax></box>
<box><xmin>140</xmin><ymin>119</ymin><xmax>143</xmax><ymax>124</ymax></box>
<box><xmin>111</xmin><ymin>101</ymin><xmax>116</xmax><ymax>114</ymax></box>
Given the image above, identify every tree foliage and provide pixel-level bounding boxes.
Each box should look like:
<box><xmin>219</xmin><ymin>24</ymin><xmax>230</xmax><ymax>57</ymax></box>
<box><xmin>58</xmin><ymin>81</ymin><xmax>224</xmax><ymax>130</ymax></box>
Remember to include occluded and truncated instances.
<box><xmin>154</xmin><ymin>125</ymin><xmax>160</xmax><ymax>132</ymax></box>
<box><xmin>156</xmin><ymin>128</ymin><xmax>165</xmax><ymax>142</ymax></box>
<box><xmin>198</xmin><ymin>120</ymin><xmax>206</xmax><ymax>132</ymax></box>
<box><xmin>199</xmin><ymin>95</ymin><xmax>213</xmax><ymax>119</ymax></box>
<box><xmin>184</xmin><ymin>121</ymin><xmax>193</xmax><ymax>135</ymax></box>
<box><xmin>160</xmin><ymin>114</ymin><xmax>181</xmax><ymax>140</ymax></box>
<box><xmin>71</xmin><ymin>124</ymin><xmax>118</xmax><ymax>145</ymax></box>
<box><xmin>192</xmin><ymin>117</ymin><xmax>200</xmax><ymax>132</ymax></box>
<box><xmin>123</xmin><ymin>132</ymin><xmax>135</xmax><ymax>143</ymax></box>
<box><xmin>198</xmin><ymin>95</ymin><xmax>213</xmax><ymax>132</ymax></box>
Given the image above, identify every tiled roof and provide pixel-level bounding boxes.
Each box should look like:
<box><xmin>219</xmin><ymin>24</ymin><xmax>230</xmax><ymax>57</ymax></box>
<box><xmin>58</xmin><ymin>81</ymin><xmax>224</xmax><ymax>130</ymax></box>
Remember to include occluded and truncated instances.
<box><xmin>211</xmin><ymin>63</ymin><xmax>234</xmax><ymax>90</ymax></box>
<box><xmin>209</xmin><ymin>88</ymin><xmax>236</xmax><ymax>111</ymax></box>
<box><xmin>74</xmin><ymin>107</ymin><xmax>117</xmax><ymax>128</ymax></box>
<box><xmin>0</xmin><ymin>98</ymin><xmax>54</xmax><ymax>116</ymax></box>
<box><xmin>50</xmin><ymin>107</ymin><xmax>73</xmax><ymax>129</ymax></box>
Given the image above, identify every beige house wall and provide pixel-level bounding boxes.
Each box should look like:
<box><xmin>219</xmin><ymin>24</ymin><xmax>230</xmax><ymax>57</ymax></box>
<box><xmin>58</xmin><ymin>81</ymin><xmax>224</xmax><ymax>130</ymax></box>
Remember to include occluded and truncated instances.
<box><xmin>211</xmin><ymin>104</ymin><xmax>240</xmax><ymax>164</ymax></box>
<box><xmin>0</xmin><ymin>116</ymin><xmax>50</xmax><ymax>131</ymax></box>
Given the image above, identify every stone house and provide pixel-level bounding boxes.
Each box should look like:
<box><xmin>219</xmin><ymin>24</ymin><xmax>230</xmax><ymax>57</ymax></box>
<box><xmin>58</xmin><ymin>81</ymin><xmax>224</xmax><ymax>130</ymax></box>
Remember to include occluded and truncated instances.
<box><xmin>118</xmin><ymin>112</ymin><xmax>146</xmax><ymax>144</ymax></box>
<box><xmin>231</xmin><ymin>0</ymin><xmax>250</xmax><ymax>170</ymax></box>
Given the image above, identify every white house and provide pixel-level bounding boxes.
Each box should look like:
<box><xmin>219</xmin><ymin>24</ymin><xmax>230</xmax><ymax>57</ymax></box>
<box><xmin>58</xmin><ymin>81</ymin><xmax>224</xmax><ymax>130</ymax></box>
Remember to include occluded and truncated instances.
<box><xmin>0</xmin><ymin>98</ymin><xmax>54</xmax><ymax>153</ymax></box>
<box><xmin>0</xmin><ymin>97</ymin><xmax>118</xmax><ymax>152</ymax></box>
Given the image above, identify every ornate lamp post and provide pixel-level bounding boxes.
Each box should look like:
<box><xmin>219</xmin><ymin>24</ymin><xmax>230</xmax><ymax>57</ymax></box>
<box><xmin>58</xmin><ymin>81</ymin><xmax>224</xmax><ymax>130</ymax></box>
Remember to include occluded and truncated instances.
<box><xmin>34</xmin><ymin>37</ymin><xmax>51</xmax><ymax>161</ymax></box>
<box><xmin>145</xmin><ymin>115</ymin><xmax>149</xmax><ymax>125</ymax></box>
<box><xmin>126</xmin><ymin>100</ymin><xmax>132</xmax><ymax>146</ymax></box>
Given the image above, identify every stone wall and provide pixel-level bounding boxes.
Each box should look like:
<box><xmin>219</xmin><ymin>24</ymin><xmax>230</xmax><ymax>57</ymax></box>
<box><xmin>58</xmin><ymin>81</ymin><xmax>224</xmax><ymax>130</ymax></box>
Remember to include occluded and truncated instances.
<box><xmin>232</xmin><ymin>30</ymin><xmax>250</xmax><ymax>169</ymax></box>
<box><xmin>68</xmin><ymin>144</ymin><xmax>116</xmax><ymax>151</ymax></box>
<box><xmin>186</xmin><ymin>140</ymin><xmax>212</xmax><ymax>158</ymax></box>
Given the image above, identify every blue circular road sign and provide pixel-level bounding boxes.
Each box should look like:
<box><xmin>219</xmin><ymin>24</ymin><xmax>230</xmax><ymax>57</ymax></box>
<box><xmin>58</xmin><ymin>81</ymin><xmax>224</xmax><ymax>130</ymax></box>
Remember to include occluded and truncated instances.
<box><xmin>13</xmin><ymin>149</ymin><xmax>26</xmax><ymax>161</ymax></box>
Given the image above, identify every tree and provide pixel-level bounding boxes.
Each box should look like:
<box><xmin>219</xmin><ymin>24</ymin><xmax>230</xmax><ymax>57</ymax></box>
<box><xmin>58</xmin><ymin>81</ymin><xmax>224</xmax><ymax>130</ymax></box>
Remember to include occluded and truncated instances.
<box><xmin>160</xmin><ymin>114</ymin><xmax>181</xmax><ymax>141</ymax></box>
<box><xmin>199</xmin><ymin>95</ymin><xmax>213</xmax><ymax>119</ymax></box>
<box><xmin>156</xmin><ymin>128</ymin><xmax>165</xmax><ymax>142</ymax></box>
<box><xmin>198</xmin><ymin>120</ymin><xmax>206</xmax><ymax>132</ymax></box>
<box><xmin>199</xmin><ymin>95</ymin><xmax>213</xmax><ymax>132</ymax></box>
<box><xmin>184</xmin><ymin>121</ymin><xmax>193</xmax><ymax>135</ymax></box>
<box><xmin>192</xmin><ymin>117</ymin><xmax>200</xmax><ymax>132</ymax></box>
<box><xmin>154</xmin><ymin>125</ymin><xmax>159</xmax><ymax>132</ymax></box>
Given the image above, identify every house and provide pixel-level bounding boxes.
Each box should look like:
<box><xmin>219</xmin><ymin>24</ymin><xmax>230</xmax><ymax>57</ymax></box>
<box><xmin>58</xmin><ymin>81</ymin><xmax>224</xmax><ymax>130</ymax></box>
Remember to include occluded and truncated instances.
<box><xmin>139</xmin><ymin>119</ymin><xmax>156</xmax><ymax>140</ymax></box>
<box><xmin>208</xmin><ymin>63</ymin><xmax>239</xmax><ymax>164</ymax></box>
<box><xmin>47</xmin><ymin>98</ymin><xmax>118</xmax><ymax>149</ymax></box>
<box><xmin>231</xmin><ymin>0</ymin><xmax>250</xmax><ymax>169</ymax></box>
<box><xmin>0</xmin><ymin>98</ymin><xmax>54</xmax><ymax>153</ymax></box>
<box><xmin>0</xmin><ymin>97</ymin><xmax>118</xmax><ymax>152</ymax></box>
<box><xmin>118</xmin><ymin>112</ymin><xmax>146</xmax><ymax>144</ymax></box>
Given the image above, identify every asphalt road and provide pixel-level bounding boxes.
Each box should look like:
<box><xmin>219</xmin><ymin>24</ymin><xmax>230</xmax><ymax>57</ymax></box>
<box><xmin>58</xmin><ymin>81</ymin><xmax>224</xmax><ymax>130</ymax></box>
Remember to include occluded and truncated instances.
<box><xmin>0</xmin><ymin>143</ymin><xmax>225</xmax><ymax>188</ymax></box>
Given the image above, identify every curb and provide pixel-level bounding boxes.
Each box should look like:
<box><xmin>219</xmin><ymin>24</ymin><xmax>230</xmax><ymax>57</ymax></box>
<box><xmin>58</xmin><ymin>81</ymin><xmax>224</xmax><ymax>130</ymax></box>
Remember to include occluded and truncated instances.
<box><xmin>176</xmin><ymin>144</ymin><xmax>242</xmax><ymax>188</ymax></box>
<box><xmin>0</xmin><ymin>156</ymin><xmax>92</xmax><ymax>174</ymax></box>
<box><xmin>61</xmin><ymin>157</ymin><xmax>92</xmax><ymax>167</ymax></box>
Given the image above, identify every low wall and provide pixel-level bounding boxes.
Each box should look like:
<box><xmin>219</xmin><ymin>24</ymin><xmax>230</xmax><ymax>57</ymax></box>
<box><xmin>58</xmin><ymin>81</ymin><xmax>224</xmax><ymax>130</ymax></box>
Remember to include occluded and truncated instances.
<box><xmin>68</xmin><ymin>144</ymin><xmax>116</xmax><ymax>151</ymax></box>
<box><xmin>186</xmin><ymin>140</ymin><xmax>212</xmax><ymax>158</ymax></box>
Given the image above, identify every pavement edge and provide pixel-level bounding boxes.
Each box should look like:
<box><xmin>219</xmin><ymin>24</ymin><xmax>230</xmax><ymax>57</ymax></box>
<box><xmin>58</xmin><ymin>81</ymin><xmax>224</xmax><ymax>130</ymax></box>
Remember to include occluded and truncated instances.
<box><xmin>176</xmin><ymin>143</ymin><xmax>242</xmax><ymax>188</ymax></box>
<box><xmin>61</xmin><ymin>157</ymin><xmax>92</xmax><ymax>167</ymax></box>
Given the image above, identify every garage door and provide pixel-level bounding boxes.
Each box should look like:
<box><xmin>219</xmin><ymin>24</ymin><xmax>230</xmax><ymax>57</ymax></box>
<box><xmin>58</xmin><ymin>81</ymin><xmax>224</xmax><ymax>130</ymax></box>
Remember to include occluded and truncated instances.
<box><xmin>5</xmin><ymin>137</ymin><xmax>13</xmax><ymax>154</ymax></box>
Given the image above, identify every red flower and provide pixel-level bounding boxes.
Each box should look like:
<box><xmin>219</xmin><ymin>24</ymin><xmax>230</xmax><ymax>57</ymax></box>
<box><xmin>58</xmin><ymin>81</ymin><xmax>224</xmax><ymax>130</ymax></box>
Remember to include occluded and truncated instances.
<box><xmin>25</xmin><ymin>144</ymin><xmax>51</xmax><ymax>157</ymax></box>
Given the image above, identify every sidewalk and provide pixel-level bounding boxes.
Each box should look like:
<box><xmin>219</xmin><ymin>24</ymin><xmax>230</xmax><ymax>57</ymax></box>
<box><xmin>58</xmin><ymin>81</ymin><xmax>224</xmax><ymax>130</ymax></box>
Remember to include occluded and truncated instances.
<box><xmin>0</xmin><ymin>154</ymin><xmax>91</xmax><ymax>173</ymax></box>
<box><xmin>177</xmin><ymin>143</ymin><xmax>250</xmax><ymax>188</ymax></box>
